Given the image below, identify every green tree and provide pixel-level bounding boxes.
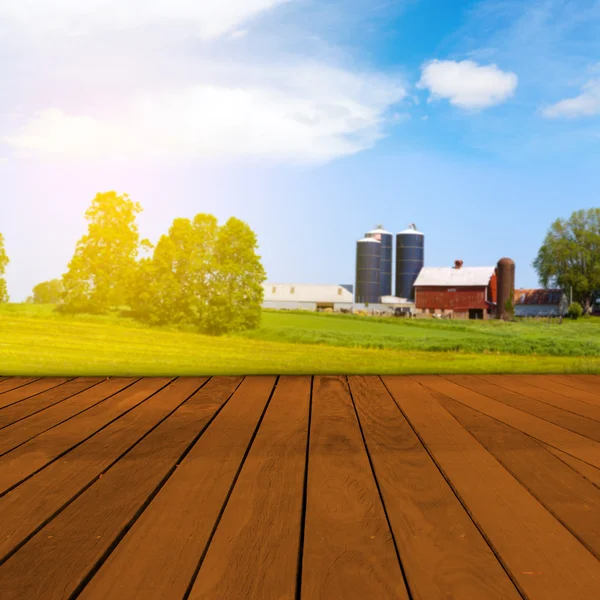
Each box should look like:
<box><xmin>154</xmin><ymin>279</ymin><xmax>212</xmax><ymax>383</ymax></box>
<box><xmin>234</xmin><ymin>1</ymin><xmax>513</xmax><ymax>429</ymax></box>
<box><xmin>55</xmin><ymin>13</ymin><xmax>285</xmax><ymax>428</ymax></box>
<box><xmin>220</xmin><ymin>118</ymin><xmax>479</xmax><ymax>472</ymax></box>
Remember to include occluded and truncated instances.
<box><xmin>129</xmin><ymin>214</ymin><xmax>219</xmax><ymax>326</ymax></box>
<box><xmin>129</xmin><ymin>214</ymin><xmax>265</xmax><ymax>334</ymax></box>
<box><xmin>0</xmin><ymin>233</ymin><xmax>9</xmax><ymax>303</ymax></box>
<box><xmin>567</xmin><ymin>302</ymin><xmax>583</xmax><ymax>320</ymax></box>
<box><xmin>533</xmin><ymin>208</ymin><xmax>600</xmax><ymax>311</ymax></box>
<box><xmin>60</xmin><ymin>191</ymin><xmax>146</xmax><ymax>313</ymax></box>
<box><xmin>32</xmin><ymin>279</ymin><xmax>63</xmax><ymax>304</ymax></box>
<box><xmin>204</xmin><ymin>217</ymin><xmax>266</xmax><ymax>335</ymax></box>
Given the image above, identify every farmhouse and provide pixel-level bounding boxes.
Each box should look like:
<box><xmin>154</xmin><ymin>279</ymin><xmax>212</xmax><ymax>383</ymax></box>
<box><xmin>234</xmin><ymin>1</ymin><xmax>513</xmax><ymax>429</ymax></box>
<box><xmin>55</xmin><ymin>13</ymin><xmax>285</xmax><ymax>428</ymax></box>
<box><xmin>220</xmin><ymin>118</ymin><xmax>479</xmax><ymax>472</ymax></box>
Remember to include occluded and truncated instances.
<box><xmin>513</xmin><ymin>289</ymin><xmax>568</xmax><ymax>317</ymax></box>
<box><xmin>262</xmin><ymin>283</ymin><xmax>354</xmax><ymax>311</ymax></box>
<box><xmin>413</xmin><ymin>261</ymin><xmax>497</xmax><ymax>320</ymax></box>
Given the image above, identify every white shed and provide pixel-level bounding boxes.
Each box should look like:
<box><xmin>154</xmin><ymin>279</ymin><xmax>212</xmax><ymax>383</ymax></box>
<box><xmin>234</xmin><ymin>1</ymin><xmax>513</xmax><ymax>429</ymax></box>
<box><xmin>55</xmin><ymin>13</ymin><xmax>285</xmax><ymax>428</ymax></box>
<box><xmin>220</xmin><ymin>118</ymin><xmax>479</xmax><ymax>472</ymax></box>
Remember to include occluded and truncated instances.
<box><xmin>262</xmin><ymin>283</ymin><xmax>354</xmax><ymax>311</ymax></box>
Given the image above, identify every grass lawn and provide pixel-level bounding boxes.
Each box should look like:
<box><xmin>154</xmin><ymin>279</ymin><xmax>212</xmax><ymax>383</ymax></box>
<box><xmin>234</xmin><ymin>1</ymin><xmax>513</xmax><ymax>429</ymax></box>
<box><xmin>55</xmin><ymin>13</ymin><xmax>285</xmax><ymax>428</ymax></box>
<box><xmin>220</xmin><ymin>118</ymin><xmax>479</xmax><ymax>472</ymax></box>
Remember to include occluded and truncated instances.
<box><xmin>0</xmin><ymin>304</ymin><xmax>599</xmax><ymax>375</ymax></box>
<box><xmin>243</xmin><ymin>309</ymin><xmax>600</xmax><ymax>356</ymax></box>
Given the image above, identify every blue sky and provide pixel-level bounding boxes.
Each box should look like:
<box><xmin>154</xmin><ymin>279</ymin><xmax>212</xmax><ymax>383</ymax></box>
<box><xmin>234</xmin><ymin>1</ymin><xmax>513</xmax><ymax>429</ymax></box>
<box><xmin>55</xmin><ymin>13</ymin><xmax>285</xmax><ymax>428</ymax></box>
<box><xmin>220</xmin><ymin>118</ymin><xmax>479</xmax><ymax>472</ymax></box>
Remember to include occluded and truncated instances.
<box><xmin>1</xmin><ymin>0</ymin><xmax>599</xmax><ymax>300</ymax></box>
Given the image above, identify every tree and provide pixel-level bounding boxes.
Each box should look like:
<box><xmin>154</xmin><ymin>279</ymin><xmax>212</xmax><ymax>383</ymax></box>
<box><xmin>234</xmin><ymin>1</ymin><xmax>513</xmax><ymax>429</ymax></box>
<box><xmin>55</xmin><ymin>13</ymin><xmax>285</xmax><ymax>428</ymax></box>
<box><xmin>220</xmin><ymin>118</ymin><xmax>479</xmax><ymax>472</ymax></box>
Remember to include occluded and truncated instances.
<box><xmin>0</xmin><ymin>233</ymin><xmax>8</xmax><ymax>303</ymax></box>
<box><xmin>204</xmin><ymin>217</ymin><xmax>266</xmax><ymax>334</ymax></box>
<box><xmin>31</xmin><ymin>279</ymin><xmax>63</xmax><ymax>304</ymax></box>
<box><xmin>129</xmin><ymin>214</ymin><xmax>265</xmax><ymax>334</ymax></box>
<box><xmin>567</xmin><ymin>302</ymin><xmax>583</xmax><ymax>320</ymax></box>
<box><xmin>533</xmin><ymin>208</ymin><xmax>600</xmax><ymax>310</ymax></box>
<box><xmin>60</xmin><ymin>191</ymin><xmax>146</xmax><ymax>313</ymax></box>
<box><xmin>129</xmin><ymin>214</ymin><xmax>219</xmax><ymax>326</ymax></box>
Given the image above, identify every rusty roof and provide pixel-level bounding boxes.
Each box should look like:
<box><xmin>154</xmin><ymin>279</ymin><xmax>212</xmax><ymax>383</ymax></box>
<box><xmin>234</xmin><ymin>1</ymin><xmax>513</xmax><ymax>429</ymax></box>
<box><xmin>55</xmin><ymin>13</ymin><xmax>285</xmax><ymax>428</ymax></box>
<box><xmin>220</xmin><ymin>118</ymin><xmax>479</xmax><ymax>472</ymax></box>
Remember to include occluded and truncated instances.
<box><xmin>514</xmin><ymin>289</ymin><xmax>565</xmax><ymax>305</ymax></box>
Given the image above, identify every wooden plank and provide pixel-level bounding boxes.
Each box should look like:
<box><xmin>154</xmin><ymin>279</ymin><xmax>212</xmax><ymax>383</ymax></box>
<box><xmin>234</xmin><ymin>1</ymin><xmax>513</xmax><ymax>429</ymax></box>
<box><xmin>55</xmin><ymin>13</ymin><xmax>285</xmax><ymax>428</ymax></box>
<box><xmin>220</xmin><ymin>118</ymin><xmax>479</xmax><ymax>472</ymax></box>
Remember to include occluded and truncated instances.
<box><xmin>392</xmin><ymin>376</ymin><xmax>600</xmax><ymax>600</ymax></box>
<box><xmin>0</xmin><ymin>377</ymin><xmax>103</xmax><ymax>430</ymax></box>
<box><xmin>478</xmin><ymin>375</ymin><xmax>600</xmax><ymax>421</ymax></box>
<box><xmin>420</xmin><ymin>375</ymin><xmax>600</xmax><ymax>470</ymax></box>
<box><xmin>301</xmin><ymin>376</ymin><xmax>409</xmax><ymax>600</ymax></box>
<box><xmin>187</xmin><ymin>376</ymin><xmax>311</xmax><ymax>600</ymax></box>
<box><xmin>546</xmin><ymin>375</ymin><xmax>600</xmax><ymax>396</ymax></box>
<box><xmin>0</xmin><ymin>377</ymin><xmax>230</xmax><ymax>600</ymax></box>
<box><xmin>349</xmin><ymin>376</ymin><xmax>520</xmax><ymax>600</ymax></box>
<box><xmin>0</xmin><ymin>377</ymin><xmax>172</xmax><ymax>495</ymax></box>
<box><xmin>540</xmin><ymin>443</ymin><xmax>600</xmax><ymax>489</ymax></box>
<box><xmin>0</xmin><ymin>378</ymin><xmax>228</xmax><ymax>564</ymax></box>
<box><xmin>0</xmin><ymin>378</ymin><xmax>71</xmax><ymax>410</ymax></box>
<box><xmin>512</xmin><ymin>375</ymin><xmax>600</xmax><ymax>408</ymax></box>
<box><xmin>79</xmin><ymin>376</ymin><xmax>275</xmax><ymax>600</ymax></box>
<box><xmin>445</xmin><ymin>375</ymin><xmax>600</xmax><ymax>442</ymax></box>
<box><xmin>0</xmin><ymin>378</ymin><xmax>41</xmax><ymax>395</ymax></box>
<box><xmin>435</xmin><ymin>390</ymin><xmax>600</xmax><ymax>559</ymax></box>
<box><xmin>0</xmin><ymin>378</ymin><xmax>138</xmax><ymax>456</ymax></box>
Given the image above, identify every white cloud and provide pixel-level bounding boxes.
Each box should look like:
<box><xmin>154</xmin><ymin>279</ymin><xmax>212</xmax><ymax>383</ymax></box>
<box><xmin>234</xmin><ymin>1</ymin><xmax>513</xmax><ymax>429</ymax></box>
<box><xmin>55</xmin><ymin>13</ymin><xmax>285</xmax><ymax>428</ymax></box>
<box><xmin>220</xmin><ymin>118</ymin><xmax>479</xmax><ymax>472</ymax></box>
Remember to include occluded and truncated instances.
<box><xmin>542</xmin><ymin>79</ymin><xmax>600</xmax><ymax>118</ymax></box>
<box><xmin>417</xmin><ymin>60</ymin><xmax>518</xmax><ymax>109</ymax></box>
<box><xmin>230</xmin><ymin>29</ymin><xmax>249</xmax><ymax>39</ymax></box>
<box><xmin>0</xmin><ymin>0</ymin><xmax>290</xmax><ymax>41</ymax></box>
<box><xmin>2</xmin><ymin>64</ymin><xmax>406</xmax><ymax>164</ymax></box>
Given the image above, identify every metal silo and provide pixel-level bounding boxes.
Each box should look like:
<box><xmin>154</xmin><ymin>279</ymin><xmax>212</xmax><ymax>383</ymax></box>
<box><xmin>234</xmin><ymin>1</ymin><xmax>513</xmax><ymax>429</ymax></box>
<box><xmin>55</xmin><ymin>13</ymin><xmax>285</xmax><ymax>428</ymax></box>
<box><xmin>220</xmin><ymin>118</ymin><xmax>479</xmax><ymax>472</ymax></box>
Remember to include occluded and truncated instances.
<box><xmin>496</xmin><ymin>257</ymin><xmax>516</xmax><ymax>320</ymax></box>
<box><xmin>355</xmin><ymin>237</ymin><xmax>381</xmax><ymax>304</ymax></box>
<box><xmin>365</xmin><ymin>225</ymin><xmax>393</xmax><ymax>297</ymax></box>
<box><xmin>395</xmin><ymin>224</ymin><xmax>424</xmax><ymax>300</ymax></box>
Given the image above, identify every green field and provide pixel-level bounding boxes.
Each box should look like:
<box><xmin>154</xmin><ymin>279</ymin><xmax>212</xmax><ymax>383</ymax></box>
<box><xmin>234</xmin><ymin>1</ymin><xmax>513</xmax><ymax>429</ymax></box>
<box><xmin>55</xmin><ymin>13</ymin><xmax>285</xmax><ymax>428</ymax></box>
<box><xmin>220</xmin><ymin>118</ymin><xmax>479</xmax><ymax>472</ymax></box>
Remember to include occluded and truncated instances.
<box><xmin>0</xmin><ymin>304</ymin><xmax>599</xmax><ymax>375</ymax></box>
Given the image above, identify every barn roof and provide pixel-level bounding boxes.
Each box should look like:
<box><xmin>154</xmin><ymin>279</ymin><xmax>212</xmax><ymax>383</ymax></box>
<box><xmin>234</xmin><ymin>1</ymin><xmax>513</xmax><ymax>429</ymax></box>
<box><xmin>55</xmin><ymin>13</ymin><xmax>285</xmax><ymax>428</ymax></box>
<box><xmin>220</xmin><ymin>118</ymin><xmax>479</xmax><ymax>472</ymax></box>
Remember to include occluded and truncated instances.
<box><xmin>414</xmin><ymin>266</ymin><xmax>496</xmax><ymax>287</ymax></box>
<box><xmin>514</xmin><ymin>289</ymin><xmax>565</xmax><ymax>305</ymax></box>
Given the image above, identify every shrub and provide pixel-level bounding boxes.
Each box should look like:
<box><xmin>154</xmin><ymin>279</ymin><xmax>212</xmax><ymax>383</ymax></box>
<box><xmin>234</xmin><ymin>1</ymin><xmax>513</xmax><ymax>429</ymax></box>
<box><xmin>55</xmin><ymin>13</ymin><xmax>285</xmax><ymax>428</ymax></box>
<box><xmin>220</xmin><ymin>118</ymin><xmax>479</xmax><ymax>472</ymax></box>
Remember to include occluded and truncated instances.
<box><xmin>567</xmin><ymin>302</ymin><xmax>583</xmax><ymax>319</ymax></box>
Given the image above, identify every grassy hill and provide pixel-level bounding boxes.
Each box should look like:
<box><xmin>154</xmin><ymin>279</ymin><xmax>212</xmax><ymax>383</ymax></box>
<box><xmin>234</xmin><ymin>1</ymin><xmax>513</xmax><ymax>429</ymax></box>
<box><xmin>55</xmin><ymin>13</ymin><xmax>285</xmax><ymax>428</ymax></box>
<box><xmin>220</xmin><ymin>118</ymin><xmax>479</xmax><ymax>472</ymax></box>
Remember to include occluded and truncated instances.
<box><xmin>0</xmin><ymin>304</ymin><xmax>599</xmax><ymax>375</ymax></box>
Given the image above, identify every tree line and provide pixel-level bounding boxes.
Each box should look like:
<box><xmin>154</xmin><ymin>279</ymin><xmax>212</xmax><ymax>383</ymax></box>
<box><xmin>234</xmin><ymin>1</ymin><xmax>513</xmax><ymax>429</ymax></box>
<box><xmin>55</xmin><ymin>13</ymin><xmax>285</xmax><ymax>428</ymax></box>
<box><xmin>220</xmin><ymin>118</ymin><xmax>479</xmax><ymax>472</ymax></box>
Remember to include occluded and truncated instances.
<box><xmin>533</xmin><ymin>208</ymin><xmax>600</xmax><ymax>312</ymax></box>
<box><xmin>0</xmin><ymin>202</ymin><xmax>599</xmax><ymax>320</ymax></box>
<box><xmin>11</xmin><ymin>191</ymin><xmax>266</xmax><ymax>335</ymax></box>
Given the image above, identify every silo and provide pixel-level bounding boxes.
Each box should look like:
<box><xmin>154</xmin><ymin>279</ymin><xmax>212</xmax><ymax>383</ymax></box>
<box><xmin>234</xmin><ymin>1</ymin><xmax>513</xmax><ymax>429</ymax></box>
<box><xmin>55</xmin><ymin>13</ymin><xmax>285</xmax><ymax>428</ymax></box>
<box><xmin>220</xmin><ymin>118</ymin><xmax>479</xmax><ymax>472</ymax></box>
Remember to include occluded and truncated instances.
<box><xmin>355</xmin><ymin>237</ymin><xmax>381</xmax><ymax>304</ymax></box>
<box><xmin>496</xmin><ymin>257</ymin><xmax>516</xmax><ymax>320</ymax></box>
<box><xmin>365</xmin><ymin>225</ymin><xmax>393</xmax><ymax>297</ymax></box>
<box><xmin>395</xmin><ymin>224</ymin><xmax>424</xmax><ymax>301</ymax></box>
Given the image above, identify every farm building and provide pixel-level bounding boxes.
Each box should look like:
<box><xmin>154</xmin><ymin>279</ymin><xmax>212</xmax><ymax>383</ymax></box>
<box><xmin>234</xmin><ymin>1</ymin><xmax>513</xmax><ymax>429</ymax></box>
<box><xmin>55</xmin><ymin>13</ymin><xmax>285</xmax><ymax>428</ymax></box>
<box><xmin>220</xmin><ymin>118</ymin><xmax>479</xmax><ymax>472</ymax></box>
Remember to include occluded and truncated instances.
<box><xmin>262</xmin><ymin>283</ymin><xmax>354</xmax><ymax>311</ymax></box>
<box><xmin>513</xmin><ymin>289</ymin><xmax>568</xmax><ymax>317</ymax></box>
<box><xmin>413</xmin><ymin>261</ymin><xmax>497</xmax><ymax>320</ymax></box>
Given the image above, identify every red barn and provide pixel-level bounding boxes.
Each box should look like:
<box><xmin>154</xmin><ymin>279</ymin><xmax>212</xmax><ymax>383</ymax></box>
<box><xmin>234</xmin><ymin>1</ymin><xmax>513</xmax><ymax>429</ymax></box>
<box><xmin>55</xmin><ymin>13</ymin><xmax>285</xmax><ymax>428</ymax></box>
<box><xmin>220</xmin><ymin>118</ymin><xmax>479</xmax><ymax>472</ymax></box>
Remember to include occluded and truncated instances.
<box><xmin>413</xmin><ymin>262</ymin><xmax>497</xmax><ymax>320</ymax></box>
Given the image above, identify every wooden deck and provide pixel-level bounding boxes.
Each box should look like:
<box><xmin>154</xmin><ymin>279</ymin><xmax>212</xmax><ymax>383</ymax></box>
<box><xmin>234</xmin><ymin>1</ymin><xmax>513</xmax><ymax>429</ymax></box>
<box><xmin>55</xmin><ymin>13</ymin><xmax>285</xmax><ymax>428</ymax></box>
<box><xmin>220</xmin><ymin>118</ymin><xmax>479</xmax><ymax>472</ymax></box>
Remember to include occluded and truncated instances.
<box><xmin>0</xmin><ymin>375</ymin><xmax>600</xmax><ymax>599</ymax></box>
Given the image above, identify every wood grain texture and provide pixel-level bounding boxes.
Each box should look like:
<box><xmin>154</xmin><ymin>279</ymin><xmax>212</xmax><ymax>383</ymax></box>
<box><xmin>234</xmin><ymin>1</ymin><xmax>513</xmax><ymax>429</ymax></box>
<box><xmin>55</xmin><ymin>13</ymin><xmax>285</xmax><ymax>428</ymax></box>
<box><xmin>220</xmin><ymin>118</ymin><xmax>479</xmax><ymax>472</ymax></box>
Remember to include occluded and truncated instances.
<box><xmin>0</xmin><ymin>378</ymin><xmax>137</xmax><ymax>455</ymax></box>
<box><xmin>436</xmin><ymin>391</ymin><xmax>600</xmax><ymax>559</ymax></box>
<box><xmin>0</xmin><ymin>378</ymin><xmax>71</xmax><ymax>410</ymax></box>
<box><xmin>188</xmin><ymin>376</ymin><xmax>311</xmax><ymax>600</ymax></box>
<box><xmin>80</xmin><ymin>376</ymin><xmax>275</xmax><ymax>600</ymax></box>
<box><xmin>444</xmin><ymin>375</ymin><xmax>600</xmax><ymax>442</ymax></box>
<box><xmin>546</xmin><ymin>375</ymin><xmax>600</xmax><ymax>396</ymax></box>
<box><xmin>0</xmin><ymin>378</ymin><xmax>102</xmax><ymax>430</ymax></box>
<box><xmin>351</xmin><ymin>376</ymin><xmax>520</xmax><ymax>600</ymax></box>
<box><xmin>540</xmin><ymin>442</ymin><xmax>600</xmax><ymax>488</ymax></box>
<box><xmin>0</xmin><ymin>378</ymin><xmax>172</xmax><ymax>495</ymax></box>
<box><xmin>421</xmin><ymin>375</ymin><xmax>600</xmax><ymax>470</ymax></box>
<box><xmin>511</xmin><ymin>375</ymin><xmax>600</xmax><ymax>408</ymax></box>
<box><xmin>1</xmin><ymin>375</ymin><xmax>599</xmax><ymax>600</ymax></box>
<box><xmin>0</xmin><ymin>377</ymin><xmax>215</xmax><ymax>600</ymax></box>
<box><xmin>401</xmin><ymin>376</ymin><xmax>600</xmax><ymax>600</ymax></box>
<box><xmin>301</xmin><ymin>376</ymin><xmax>409</xmax><ymax>600</ymax></box>
<box><xmin>0</xmin><ymin>378</ymin><xmax>214</xmax><ymax>563</ymax></box>
<box><xmin>0</xmin><ymin>378</ymin><xmax>41</xmax><ymax>395</ymax></box>
<box><xmin>478</xmin><ymin>375</ymin><xmax>600</xmax><ymax>421</ymax></box>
